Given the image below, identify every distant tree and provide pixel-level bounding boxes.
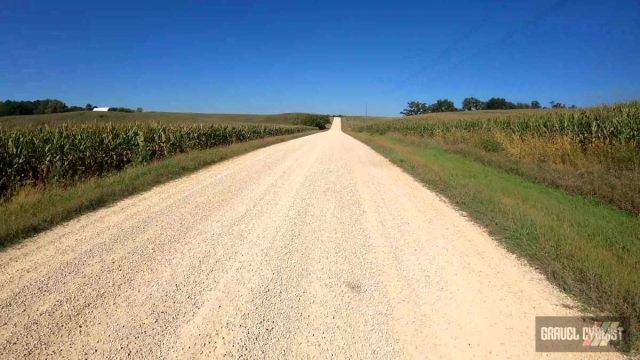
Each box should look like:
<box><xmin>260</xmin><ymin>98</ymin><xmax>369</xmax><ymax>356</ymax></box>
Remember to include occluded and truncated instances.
<box><xmin>108</xmin><ymin>107</ymin><xmax>135</xmax><ymax>113</ymax></box>
<box><xmin>461</xmin><ymin>97</ymin><xmax>485</xmax><ymax>111</ymax></box>
<box><xmin>429</xmin><ymin>99</ymin><xmax>457</xmax><ymax>112</ymax></box>
<box><xmin>485</xmin><ymin>97</ymin><xmax>515</xmax><ymax>110</ymax></box>
<box><xmin>12</xmin><ymin>100</ymin><xmax>34</xmax><ymax>115</ymax></box>
<box><xmin>569</xmin><ymin>105</ymin><xmax>577</xmax><ymax>109</ymax></box>
<box><xmin>136</xmin><ymin>107</ymin><xmax>143</xmax><ymax>112</ymax></box>
<box><xmin>399</xmin><ymin>96</ymin><xmax>559</xmax><ymax>114</ymax></box>
<box><xmin>44</xmin><ymin>99</ymin><xmax>67</xmax><ymax>114</ymax></box>
<box><xmin>0</xmin><ymin>101</ymin><xmax>13</xmax><ymax>116</ymax></box>
<box><xmin>85</xmin><ymin>103</ymin><xmax>95</xmax><ymax>111</ymax></box>
<box><xmin>401</xmin><ymin>101</ymin><xmax>430</xmax><ymax>116</ymax></box>
<box><xmin>0</xmin><ymin>99</ymin><xmax>69</xmax><ymax>115</ymax></box>
<box><xmin>0</xmin><ymin>99</ymin><xmax>94</xmax><ymax>116</ymax></box>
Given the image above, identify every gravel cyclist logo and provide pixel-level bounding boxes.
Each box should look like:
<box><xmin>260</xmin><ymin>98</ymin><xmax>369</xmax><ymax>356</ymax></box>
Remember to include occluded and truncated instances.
<box><xmin>581</xmin><ymin>321</ymin><xmax>623</xmax><ymax>347</ymax></box>
<box><xmin>536</xmin><ymin>316</ymin><xmax>628</xmax><ymax>352</ymax></box>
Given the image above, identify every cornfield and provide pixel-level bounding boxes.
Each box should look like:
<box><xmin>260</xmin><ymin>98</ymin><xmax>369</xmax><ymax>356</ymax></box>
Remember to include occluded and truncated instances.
<box><xmin>0</xmin><ymin>123</ymin><xmax>310</xmax><ymax>196</ymax></box>
<box><xmin>355</xmin><ymin>101</ymin><xmax>640</xmax><ymax>147</ymax></box>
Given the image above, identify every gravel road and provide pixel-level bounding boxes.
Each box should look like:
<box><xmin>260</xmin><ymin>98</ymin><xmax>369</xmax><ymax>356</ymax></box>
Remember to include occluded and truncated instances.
<box><xmin>0</xmin><ymin>118</ymin><xmax>621</xmax><ymax>358</ymax></box>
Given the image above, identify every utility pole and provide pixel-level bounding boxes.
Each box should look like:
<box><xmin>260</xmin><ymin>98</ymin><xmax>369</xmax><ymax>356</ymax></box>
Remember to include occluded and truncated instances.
<box><xmin>365</xmin><ymin>103</ymin><xmax>368</xmax><ymax>124</ymax></box>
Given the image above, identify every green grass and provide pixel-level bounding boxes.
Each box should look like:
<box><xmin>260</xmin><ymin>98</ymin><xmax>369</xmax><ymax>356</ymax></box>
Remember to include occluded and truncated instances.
<box><xmin>0</xmin><ymin>131</ymin><xmax>317</xmax><ymax>248</ymax></box>
<box><xmin>348</xmin><ymin>131</ymin><xmax>640</xmax><ymax>353</ymax></box>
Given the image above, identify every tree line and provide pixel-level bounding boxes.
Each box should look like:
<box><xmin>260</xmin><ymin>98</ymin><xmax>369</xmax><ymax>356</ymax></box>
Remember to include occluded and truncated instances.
<box><xmin>401</xmin><ymin>97</ymin><xmax>576</xmax><ymax>116</ymax></box>
<box><xmin>0</xmin><ymin>99</ymin><xmax>142</xmax><ymax>117</ymax></box>
<box><xmin>107</xmin><ymin>107</ymin><xmax>141</xmax><ymax>113</ymax></box>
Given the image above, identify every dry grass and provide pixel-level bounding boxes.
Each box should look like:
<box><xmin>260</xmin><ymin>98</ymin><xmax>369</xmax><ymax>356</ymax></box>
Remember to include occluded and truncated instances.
<box><xmin>420</xmin><ymin>131</ymin><xmax>639</xmax><ymax>214</ymax></box>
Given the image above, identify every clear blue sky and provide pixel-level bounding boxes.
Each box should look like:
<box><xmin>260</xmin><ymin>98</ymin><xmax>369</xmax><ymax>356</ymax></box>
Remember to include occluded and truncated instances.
<box><xmin>1</xmin><ymin>0</ymin><xmax>639</xmax><ymax>115</ymax></box>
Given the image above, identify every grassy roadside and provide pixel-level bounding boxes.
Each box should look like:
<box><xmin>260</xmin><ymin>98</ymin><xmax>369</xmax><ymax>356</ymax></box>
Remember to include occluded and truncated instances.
<box><xmin>345</xmin><ymin>102</ymin><xmax>640</xmax><ymax>216</ymax></box>
<box><xmin>348</xmin><ymin>131</ymin><xmax>640</xmax><ymax>352</ymax></box>
<box><xmin>0</xmin><ymin>131</ymin><xmax>317</xmax><ymax>248</ymax></box>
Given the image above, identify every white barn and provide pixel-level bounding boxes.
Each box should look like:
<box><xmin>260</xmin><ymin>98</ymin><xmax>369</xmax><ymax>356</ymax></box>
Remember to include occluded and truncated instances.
<box><xmin>93</xmin><ymin>107</ymin><xmax>110</xmax><ymax>112</ymax></box>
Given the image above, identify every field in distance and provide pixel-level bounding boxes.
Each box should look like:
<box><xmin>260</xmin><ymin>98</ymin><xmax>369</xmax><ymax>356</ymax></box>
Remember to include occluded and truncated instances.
<box><xmin>0</xmin><ymin>111</ymin><xmax>327</xmax><ymax>129</ymax></box>
<box><xmin>345</xmin><ymin>108</ymin><xmax>559</xmax><ymax>127</ymax></box>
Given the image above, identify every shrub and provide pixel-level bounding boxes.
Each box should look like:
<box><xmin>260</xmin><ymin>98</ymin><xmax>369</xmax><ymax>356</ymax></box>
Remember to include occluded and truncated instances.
<box><xmin>293</xmin><ymin>114</ymin><xmax>331</xmax><ymax>129</ymax></box>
